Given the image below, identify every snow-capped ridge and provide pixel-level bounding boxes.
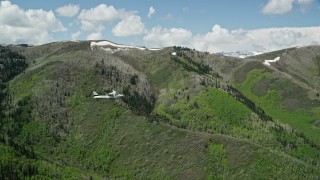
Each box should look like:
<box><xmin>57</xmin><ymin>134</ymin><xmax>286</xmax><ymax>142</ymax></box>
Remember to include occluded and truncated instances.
<box><xmin>216</xmin><ymin>50</ymin><xmax>265</xmax><ymax>58</ymax></box>
<box><xmin>90</xmin><ymin>41</ymin><xmax>162</xmax><ymax>52</ymax></box>
<box><xmin>263</xmin><ymin>57</ymin><xmax>280</xmax><ymax>66</ymax></box>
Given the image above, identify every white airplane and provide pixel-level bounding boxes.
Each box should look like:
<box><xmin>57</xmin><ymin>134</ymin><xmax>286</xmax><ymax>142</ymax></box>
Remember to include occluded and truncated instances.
<box><xmin>93</xmin><ymin>90</ymin><xmax>124</xmax><ymax>99</ymax></box>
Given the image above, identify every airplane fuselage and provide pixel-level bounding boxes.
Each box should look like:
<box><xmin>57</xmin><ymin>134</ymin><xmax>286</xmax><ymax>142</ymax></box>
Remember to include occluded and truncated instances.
<box><xmin>93</xmin><ymin>94</ymin><xmax>123</xmax><ymax>99</ymax></box>
<box><xmin>93</xmin><ymin>91</ymin><xmax>124</xmax><ymax>99</ymax></box>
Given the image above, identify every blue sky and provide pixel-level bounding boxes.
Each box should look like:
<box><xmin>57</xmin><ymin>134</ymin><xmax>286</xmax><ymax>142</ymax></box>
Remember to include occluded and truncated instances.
<box><xmin>1</xmin><ymin>0</ymin><xmax>320</xmax><ymax>52</ymax></box>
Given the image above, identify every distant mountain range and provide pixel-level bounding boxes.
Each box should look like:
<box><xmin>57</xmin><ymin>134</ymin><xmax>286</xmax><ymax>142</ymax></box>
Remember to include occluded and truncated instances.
<box><xmin>215</xmin><ymin>50</ymin><xmax>265</xmax><ymax>58</ymax></box>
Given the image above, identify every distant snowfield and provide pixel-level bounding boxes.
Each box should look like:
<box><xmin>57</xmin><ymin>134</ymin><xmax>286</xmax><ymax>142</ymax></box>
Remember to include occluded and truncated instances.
<box><xmin>90</xmin><ymin>41</ymin><xmax>161</xmax><ymax>52</ymax></box>
<box><xmin>263</xmin><ymin>57</ymin><xmax>280</xmax><ymax>66</ymax></box>
<box><xmin>216</xmin><ymin>50</ymin><xmax>265</xmax><ymax>58</ymax></box>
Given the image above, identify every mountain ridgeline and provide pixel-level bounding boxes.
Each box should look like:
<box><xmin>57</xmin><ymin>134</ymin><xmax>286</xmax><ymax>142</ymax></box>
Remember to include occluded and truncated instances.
<box><xmin>0</xmin><ymin>41</ymin><xmax>319</xmax><ymax>179</ymax></box>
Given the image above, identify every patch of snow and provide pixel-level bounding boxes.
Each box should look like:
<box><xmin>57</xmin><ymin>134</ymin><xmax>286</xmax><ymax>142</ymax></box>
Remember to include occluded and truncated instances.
<box><xmin>215</xmin><ymin>50</ymin><xmax>267</xmax><ymax>58</ymax></box>
<box><xmin>102</xmin><ymin>47</ymin><xmax>129</xmax><ymax>54</ymax></box>
<box><xmin>216</xmin><ymin>51</ymin><xmax>254</xmax><ymax>58</ymax></box>
<box><xmin>251</xmin><ymin>51</ymin><xmax>264</xmax><ymax>56</ymax></box>
<box><xmin>90</xmin><ymin>41</ymin><xmax>162</xmax><ymax>52</ymax></box>
<box><xmin>90</xmin><ymin>41</ymin><xmax>144</xmax><ymax>51</ymax></box>
<box><xmin>238</xmin><ymin>55</ymin><xmax>247</xmax><ymax>59</ymax></box>
<box><xmin>282</xmin><ymin>49</ymin><xmax>288</xmax><ymax>56</ymax></box>
<box><xmin>295</xmin><ymin>45</ymin><xmax>307</xmax><ymax>49</ymax></box>
<box><xmin>102</xmin><ymin>47</ymin><xmax>119</xmax><ymax>53</ymax></box>
<box><xmin>148</xmin><ymin>48</ymin><xmax>162</xmax><ymax>51</ymax></box>
<box><xmin>263</xmin><ymin>57</ymin><xmax>280</xmax><ymax>66</ymax></box>
<box><xmin>171</xmin><ymin>52</ymin><xmax>177</xmax><ymax>56</ymax></box>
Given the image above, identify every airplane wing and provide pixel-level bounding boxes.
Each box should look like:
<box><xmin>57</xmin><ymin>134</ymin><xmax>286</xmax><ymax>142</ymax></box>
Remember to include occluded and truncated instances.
<box><xmin>116</xmin><ymin>94</ymin><xmax>124</xmax><ymax>97</ymax></box>
<box><xmin>93</xmin><ymin>91</ymin><xmax>99</xmax><ymax>96</ymax></box>
<box><xmin>108</xmin><ymin>90</ymin><xmax>116</xmax><ymax>95</ymax></box>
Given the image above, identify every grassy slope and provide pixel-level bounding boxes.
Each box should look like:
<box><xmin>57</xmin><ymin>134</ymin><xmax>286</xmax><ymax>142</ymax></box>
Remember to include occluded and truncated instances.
<box><xmin>235</xmin><ymin>69</ymin><xmax>320</xmax><ymax>142</ymax></box>
<box><xmin>5</xmin><ymin>42</ymin><xmax>320</xmax><ymax>178</ymax></box>
<box><xmin>234</xmin><ymin>47</ymin><xmax>320</xmax><ymax>144</ymax></box>
<box><xmin>252</xmin><ymin>46</ymin><xmax>320</xmax><ymax>90</ymax></box>
<box><xmin>234</xmin><ymin>69</ymin><xmax>320</xmax><ymax>164</ymax></box>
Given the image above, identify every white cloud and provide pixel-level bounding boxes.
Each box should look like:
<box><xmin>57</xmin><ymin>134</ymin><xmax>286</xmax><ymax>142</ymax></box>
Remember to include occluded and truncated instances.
<box><xmin>79</xmin><ymin>20</ymin><xmax>101</xmax><ymax>32</ymax></box>
<box><xmin>78</xmin><ymin>3</ymin><xmax>145</xmax><ymax>37</ymax></box>
<box><xmin>0</xmin><ymin>1</ymin><xmax>66</xmax><ymax>44</ymax></box>
<box><xmin>78</xmin><ymin>4</ymin><xmax>131</xmax><ymax>32</ymax></box>
<box><xmin>197</xmin><ymin>26</ymin><xmax>320</xmax><ymax>52</ymax></box>
<box><xmin>147</xmin><ymin>6</ymin><xmax>155</xmax><ymax>18</ymax></box>
<box><xmin>78</xmin><ymin>4</ymin><xmax>119</xmax><ymax>23</ymax></box>
<box><xmin>269</xmin><ymin>29</ymin><xmax>303</xmax><ymax>46</ymax></box>
<box><xmin>143</xmin><ymin>26</ymin><xmax>192</xmax><ymax>47</ymax></box>
<box><xmin>112</xmin><ymin>15</ymin><xmax>146</xmax><ymax>36</ymax></box>
<box><xmin>78</xmin><ymin>3</ymin><xmax>142</xmax><ymax>38</ymax></box>
<box><xmin>262</xmin><ymin>0</ymin><xmax>294</xmax><ymax>14</ymax></box>
<box><xmin>56</xmin><ymin>4</ymin><xmax>79</xmax><ymax>17</ymax></box>
<box><xmin>190</xmin><ymin>25</ymin><xmax>253</xmax><ymax>52</ymax></box>
<box><xmin>262</xmin><ymin>0</ymin><xmax>314</xmax><ymax>14</ymax></box>
<box><xmin>87</xmin><ymin>32</ymin><xmax>102</xmax><ymax>40</ymax></box>
<box><xmin>71</xmin><ymin>31</ymin><xmax>81</xmax><ymax>40</ymax></box>
<box><xmin>143</xmin><ymin>24</ymin><xmax>320</xmax><ymax>53</ymax></box>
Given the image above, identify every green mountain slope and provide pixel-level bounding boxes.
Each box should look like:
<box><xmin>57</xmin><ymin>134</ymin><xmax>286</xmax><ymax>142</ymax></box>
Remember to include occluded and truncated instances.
<box><xmin>0</xmin><ymin>42</ymin><xmax>319</xmax><ymax>179</ymax></box>
<box><xmin>233</xmin><ymin>47</ymin><xmax>320</xmax><ymax>165</ymax></box>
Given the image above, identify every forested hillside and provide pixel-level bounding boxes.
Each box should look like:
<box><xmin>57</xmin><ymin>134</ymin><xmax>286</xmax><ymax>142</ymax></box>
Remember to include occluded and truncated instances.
<box><xmin>0</xmin><ymin>41</ymin><xmax>319</xmax><ymax>179</ymax></box>
<box><xmin>0</xmin><ymin>46</ymin><xmax>28</xmax><ymax>118</ymax></box>
<box><xmin>0</xmin><ymin>46</ymin><xmax>95</xmax><ymax>179</ymax></box>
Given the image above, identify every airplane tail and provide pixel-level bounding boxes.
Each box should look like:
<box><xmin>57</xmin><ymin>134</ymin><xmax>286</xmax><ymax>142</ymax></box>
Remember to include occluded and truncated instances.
<box><xmin>93</xmin><ymin>91</ymin><xmax>99</xmax><ymax>96</ymax></box>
